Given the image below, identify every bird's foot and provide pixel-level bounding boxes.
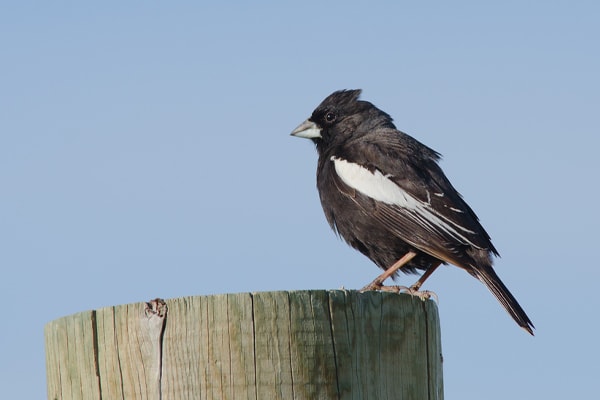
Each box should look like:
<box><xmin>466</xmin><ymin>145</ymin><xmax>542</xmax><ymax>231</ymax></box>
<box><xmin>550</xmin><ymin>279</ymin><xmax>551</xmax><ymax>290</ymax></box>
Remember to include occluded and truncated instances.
<box><xmin>362</xmin><ymin>282</ymin><xmax>438</xmax><ymax>302</ymax></box>
<box><xmin>360</xmin><ymin>279</ymin><xmax>385</xmax><ymax>292</ymax></box>
<box><xmin>360</xmin><ymin>252</ymin><xmax>420</xmax><ymax>292</ymax></box>
<box><xmin>395</xmin><ymin>285</ymin><xmax>438</xmax><ymax>303</ymax></box>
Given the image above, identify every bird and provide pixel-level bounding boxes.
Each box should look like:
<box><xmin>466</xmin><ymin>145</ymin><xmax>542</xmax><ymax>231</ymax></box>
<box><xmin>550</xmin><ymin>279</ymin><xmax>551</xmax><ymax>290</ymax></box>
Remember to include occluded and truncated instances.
<box><xmin>291</xmin><ymin>89</ymin><xmax>534</xmax><ymax>335</ymax></box>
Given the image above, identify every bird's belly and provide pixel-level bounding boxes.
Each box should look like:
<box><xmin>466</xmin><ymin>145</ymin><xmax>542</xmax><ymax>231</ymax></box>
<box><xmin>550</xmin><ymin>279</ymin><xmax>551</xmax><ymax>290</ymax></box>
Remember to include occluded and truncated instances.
<box><xmin>320</xmin><ymin>189</ymin><xmax>438</xmax><ymax>275</ymax></box>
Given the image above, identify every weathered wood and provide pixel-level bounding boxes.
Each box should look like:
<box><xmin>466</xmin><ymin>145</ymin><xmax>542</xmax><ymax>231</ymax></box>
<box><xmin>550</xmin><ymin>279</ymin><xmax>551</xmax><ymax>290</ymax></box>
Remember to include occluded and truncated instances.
<box><xmin>45</xmin><ymin>290</ymin><xmax>443</xmax><ymax>399</ymax></box>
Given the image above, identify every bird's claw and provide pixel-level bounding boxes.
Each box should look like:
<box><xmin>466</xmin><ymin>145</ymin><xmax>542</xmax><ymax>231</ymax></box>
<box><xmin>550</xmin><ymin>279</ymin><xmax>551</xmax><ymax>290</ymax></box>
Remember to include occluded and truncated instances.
<box><xmin>396</xmin><ymin>286</ymin><xmax>438</xmax><ymax>303</ymax></box>
<box><xmin>360</xmin><ymin>281</ymin><xmax>383</xmax><ymax>292</ymax></box>
<box><xmin>360</xmin><ymin>282</ymin><xmax>438</xmax><ymax>303</ymax></box>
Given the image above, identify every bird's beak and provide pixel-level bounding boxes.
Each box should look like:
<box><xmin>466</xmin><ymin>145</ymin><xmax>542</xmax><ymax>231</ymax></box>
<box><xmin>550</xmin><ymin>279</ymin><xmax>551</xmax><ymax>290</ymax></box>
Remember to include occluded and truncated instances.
<box><xmin>290</xmin><ymin>119</ymin><xmax>322</xmax><ymax>139</ymax></box>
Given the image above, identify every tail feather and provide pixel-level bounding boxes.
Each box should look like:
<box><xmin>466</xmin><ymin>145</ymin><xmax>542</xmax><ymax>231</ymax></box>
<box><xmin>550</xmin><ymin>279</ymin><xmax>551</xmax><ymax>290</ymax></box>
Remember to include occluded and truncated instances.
<box><xmin>474</xmin><ymin>265</ymin><xmax>535</xmax><ymax>335</ymax></box>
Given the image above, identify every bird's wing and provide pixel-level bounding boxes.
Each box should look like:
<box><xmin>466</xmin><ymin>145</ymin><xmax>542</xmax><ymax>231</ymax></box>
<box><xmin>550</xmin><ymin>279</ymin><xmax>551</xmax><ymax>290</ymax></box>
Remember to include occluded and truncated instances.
<box><xmin>331</xmin><ymin>129</ymin><xmax>497</xmax><ymax>267</ymax></box>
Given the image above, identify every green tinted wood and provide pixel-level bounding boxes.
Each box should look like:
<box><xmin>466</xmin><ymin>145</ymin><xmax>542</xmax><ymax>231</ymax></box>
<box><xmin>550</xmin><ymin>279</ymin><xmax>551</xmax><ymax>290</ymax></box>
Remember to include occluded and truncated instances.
<box><xmin>45</xmin><ymin>290</ymin><xmax>443</xmax><ymax>400</ymax></box>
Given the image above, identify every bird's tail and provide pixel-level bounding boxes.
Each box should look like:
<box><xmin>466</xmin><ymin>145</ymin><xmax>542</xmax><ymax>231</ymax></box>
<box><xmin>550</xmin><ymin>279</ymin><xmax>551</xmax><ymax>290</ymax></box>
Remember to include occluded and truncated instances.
<box><xmin>474</xmin><ymin>265</ymin><xmax>535</xmax><ymax>335</ymax></box>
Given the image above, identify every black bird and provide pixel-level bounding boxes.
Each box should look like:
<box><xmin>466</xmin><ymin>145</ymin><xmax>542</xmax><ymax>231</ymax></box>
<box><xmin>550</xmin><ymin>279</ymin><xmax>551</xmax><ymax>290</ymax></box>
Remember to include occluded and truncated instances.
<box><xmin>291</xmin><ymin>89</ymin><xmax>534</xmax><ymax>335</ymax></box>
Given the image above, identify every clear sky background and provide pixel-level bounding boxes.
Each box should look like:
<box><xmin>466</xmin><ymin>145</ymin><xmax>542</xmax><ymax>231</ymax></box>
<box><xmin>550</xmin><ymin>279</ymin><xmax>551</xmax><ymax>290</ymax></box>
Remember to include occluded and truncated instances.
<box><xmin>1</xmin><ymin>2</ymin><xmax>598</xmax><ymax>399</ymax></box>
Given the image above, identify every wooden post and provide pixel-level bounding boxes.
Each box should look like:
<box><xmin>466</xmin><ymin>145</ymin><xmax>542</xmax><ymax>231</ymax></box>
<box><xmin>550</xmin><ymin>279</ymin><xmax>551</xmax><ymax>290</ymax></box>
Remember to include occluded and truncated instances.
<box><xmin>45</xmin><ymin>290</ymin><xmax>443</xmax><ymax>399</ymax></box>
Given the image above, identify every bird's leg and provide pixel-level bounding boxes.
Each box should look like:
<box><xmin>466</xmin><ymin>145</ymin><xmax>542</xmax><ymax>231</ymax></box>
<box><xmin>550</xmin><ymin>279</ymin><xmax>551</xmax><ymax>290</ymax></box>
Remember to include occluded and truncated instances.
<box><xmin>410</xmin><ymin>261</ymin><xmax>442</xmax><ymax>291</ymax></box>
<box><xmin>386</xmin><ymin>261</ymin><xmax>442</xmax><ymax>302</ymax></box>
<box><xmin>361</xmin><ymin>251</ymin><xmax>418</xmax><ymax>292</ymax></box>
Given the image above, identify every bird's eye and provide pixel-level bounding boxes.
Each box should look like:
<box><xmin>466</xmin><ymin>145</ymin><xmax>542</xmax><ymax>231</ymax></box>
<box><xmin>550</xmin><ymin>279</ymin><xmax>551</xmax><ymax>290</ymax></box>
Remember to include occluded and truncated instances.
<box><xmin>325</xmin><ymin>112</ymin><xmax>337</xmax><ymax>123</ymax></box>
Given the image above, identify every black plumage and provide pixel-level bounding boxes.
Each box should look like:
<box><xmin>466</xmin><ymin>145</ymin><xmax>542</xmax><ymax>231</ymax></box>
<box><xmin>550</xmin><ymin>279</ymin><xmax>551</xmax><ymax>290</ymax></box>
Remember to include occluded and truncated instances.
<box><xmin>291</xmin><ymin>89</ymin><xmax>534</xmax><ymax>335</ymax></box>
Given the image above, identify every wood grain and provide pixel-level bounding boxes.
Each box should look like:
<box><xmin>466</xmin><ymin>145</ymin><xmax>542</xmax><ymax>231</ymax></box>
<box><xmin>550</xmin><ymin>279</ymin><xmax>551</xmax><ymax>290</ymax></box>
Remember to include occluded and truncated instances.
<box><xmin>45</xmin><ymin>290</ymin><xmax>443</xmax><ymax>399</ymax></box>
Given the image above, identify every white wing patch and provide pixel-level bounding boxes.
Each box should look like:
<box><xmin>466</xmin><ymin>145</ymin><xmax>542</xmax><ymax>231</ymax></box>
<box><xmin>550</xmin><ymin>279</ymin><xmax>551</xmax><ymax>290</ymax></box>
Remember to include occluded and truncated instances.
<box><xmin>331</xmin><ymin>156</ymin><xmax>478</xmax><ymax>245</ymax></box>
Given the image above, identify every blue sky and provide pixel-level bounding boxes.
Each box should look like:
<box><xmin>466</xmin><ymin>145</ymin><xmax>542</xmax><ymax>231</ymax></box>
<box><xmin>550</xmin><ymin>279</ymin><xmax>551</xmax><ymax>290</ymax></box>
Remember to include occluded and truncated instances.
<box><xmin>1</xmin><ymin>2</ymin><xmax>599</xmax><ymax>398</ymax></box>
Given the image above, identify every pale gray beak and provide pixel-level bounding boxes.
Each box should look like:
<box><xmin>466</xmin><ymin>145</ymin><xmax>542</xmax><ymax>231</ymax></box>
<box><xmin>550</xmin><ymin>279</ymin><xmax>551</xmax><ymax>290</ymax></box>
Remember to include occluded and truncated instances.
<box><xmin>290</xmin><ymin>119</ymin><xmax>322</xmax><ymax>139</ymax></box>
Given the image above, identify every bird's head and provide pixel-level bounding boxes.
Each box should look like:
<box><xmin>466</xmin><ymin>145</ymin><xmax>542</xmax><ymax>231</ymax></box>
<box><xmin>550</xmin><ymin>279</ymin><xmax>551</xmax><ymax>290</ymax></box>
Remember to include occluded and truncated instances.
<box><xmin>291</xmin><ymin>89</ymin><xmax>395</xmax><ymax>151</ymax></box>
